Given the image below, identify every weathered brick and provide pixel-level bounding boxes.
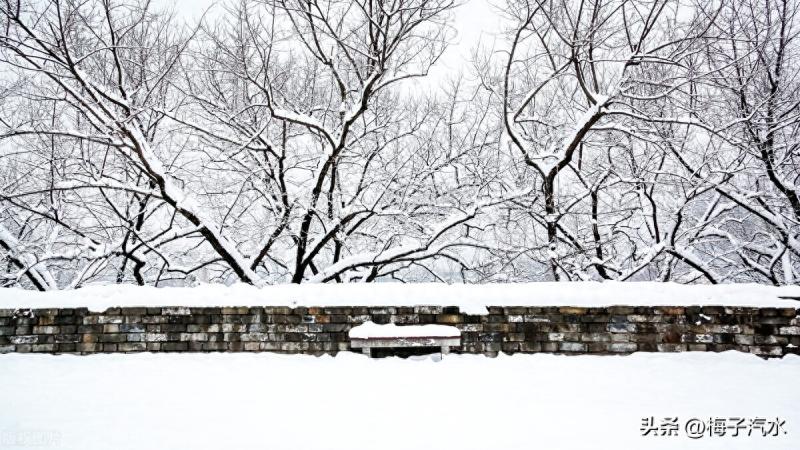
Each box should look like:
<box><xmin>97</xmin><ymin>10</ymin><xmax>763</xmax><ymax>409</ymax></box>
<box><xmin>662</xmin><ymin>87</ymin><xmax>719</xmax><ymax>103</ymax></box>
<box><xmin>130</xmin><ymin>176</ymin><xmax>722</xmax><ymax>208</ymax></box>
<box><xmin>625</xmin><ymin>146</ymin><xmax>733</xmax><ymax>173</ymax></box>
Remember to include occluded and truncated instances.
<box><xmin>98</xmin><ymin>316</ymin><xmax>124</xmax><ymax>324</ymax></box>
<box><xmin>31</xmin><ymin>344</ymin><xmax>56</xmax><ymax>352</ymax></box>
<box><xmin>239</xmin><ymin>333</ymin><xmax>268</xmax><ymax>342</ymax></box>
<box><xmin>559</xmin><ymin>342</ymin><xmax>587</xmax><ymax>352</ymax></box>
<box><xmin>126</xmin><ymin>334</ymin><xmax>145</xmax><ymax>342</ymax></box>
<box><xmin>750</xmin><ymin>346</ymin><xmax>783</xmax><ymax>356</ymax></box>
<box><xmin>607</xmin><ymin>343</ymin><xmax>637</xmax><ymax>352</ymax></box>
<box><xmin>77</xmin><ymin>343</ymin><xmax>100</xmax><ymax>352</ymax></box>
<box><xmin>414</xmin><ymin>306</ymin><xmax>443</xmax><ymax>315</ymax></box>
<box><xmin>162</xmin><ymin>342</ymin><xmax>188</xmax><ymax>351</ymax></box>
<box><xmin>54</xmin><ymin>334</ymin><xmax>79</xmax><ymax>343</ymax></box>
<box><xmin>119</xmin><ymin>324</ymin><xmax>145</xmax><ymax>333</ymax></box>
<box><xmin>608</xmin><ymin>323</ymin><xmax>636</xmax><ymax>333</ymax></box>
<box><xmin>119</xmin><ymin>342</ymin><xmax>146</xmax><ymax>352</ymax></box>
<box><xmin>98</xmin><ymin>334</ymin><xmax>126</xmax><ymax>343</ymax></box>
<box><xmin>656</xmin><ymin>344</ymin><xmax>686</xmax><ymax>352</ymax></box>
<box><xmin>164</xmin><ymin>307</ymin><xmax>192</xmax><ymax>316</ymax></box>
<box><xmin>547</xmin><ymin>332</ymin><xmax>565</xmax><ymax>342</ymax></box>
<box><xmin>757</xmin><ymin>336</ymin><xmax>788</xmax><ymax>347</ymax></box>
<box><xmin>9</xmin><ymin>335</ymin><xmax>38</xmax><ymax>344</ymax></box>
<box><xmin>580</xmin><ymin>333</ymin><xmax>610</xmax><ymax>342</ymax></box>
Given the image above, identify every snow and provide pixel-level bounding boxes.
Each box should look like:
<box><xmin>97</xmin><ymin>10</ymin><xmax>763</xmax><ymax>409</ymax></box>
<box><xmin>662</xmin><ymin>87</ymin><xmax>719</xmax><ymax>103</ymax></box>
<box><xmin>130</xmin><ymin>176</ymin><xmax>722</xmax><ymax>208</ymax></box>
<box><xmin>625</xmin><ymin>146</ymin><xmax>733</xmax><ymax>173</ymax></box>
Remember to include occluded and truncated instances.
<box><xmin>1</xmin><ymin>282</ymin><xmax>798</xmax><ymax>314</ymax></box>
<box><xmin>0</xmin><ymin>351</ymin><xmax>797</xmax><ymax>450</ymax></box>
<box><xmin>349</xmin><ymin>321</ymin><xmax>460</xmax><ymax>339</ymax></box>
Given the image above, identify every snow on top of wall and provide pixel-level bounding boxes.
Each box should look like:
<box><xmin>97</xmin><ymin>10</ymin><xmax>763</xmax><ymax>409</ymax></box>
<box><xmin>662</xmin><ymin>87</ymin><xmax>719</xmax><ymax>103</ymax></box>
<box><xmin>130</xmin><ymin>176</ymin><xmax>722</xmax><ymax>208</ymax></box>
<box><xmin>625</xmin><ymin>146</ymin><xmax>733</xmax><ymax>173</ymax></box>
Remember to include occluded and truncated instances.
<box><xmin>349</xmin><ymin>321</ymin><xmax>461</xmax><ymax>339</ymax></box>
<box><xmin>1</xmin><ymin>282</ymin><xmax>799</xmax><ymax>314</ymax></box>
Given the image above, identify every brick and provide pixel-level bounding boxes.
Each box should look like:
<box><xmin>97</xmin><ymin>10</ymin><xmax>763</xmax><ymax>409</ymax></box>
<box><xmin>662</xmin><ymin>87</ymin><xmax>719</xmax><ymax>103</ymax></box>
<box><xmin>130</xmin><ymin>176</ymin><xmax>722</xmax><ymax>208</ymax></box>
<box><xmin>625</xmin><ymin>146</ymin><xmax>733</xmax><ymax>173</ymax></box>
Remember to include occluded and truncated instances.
<box><xmin>607</xmin><ymin>343</ymin><xmax>637</xmax><ymax>352</ymax></box>
<box><xmin>506</xmin><ymin>333</ymin><xmax>525</xmax><ymax>342</ymax></box>
<box><xmin>126</xmin><ymin>334</ymin><xmax>145</xmax><ymax>342</ymax></box>
<box><xmin>37</xmin><ymin>316</ymin><xmax>55</xmax><ymax>326</ymax></box>
<box><xmin>9</xmin><ymin>335</ymin><xmax>38</xmax><ymax>345</ymax></box>
<box><xmin>656</xmin><ymin>344</ymin><xmax>686</xmax><ymax>352</ymax></box>
<box><xmin>547</xmin><ymin>333</ymin><xmax>565</xmax><ymax>342</ymax></box>
<box><xmin>239</xmin><ymin>333</ymin><xmax>268</xmax><ymax>342</ymax></box>
<box><xmin>631</xmin><ymin>334</ymin><xmax>659</xmax><ymax>344</ymax></box>
<box><xmin>54</xmin><ymin>334</ymin><xmax>79</xmax><ymax>343</ymax></box>
<box><xmin>77</xmin><ymin>343</ymin><xmax>100</xmax><ymax>352</ymax></box>
<box><xmin>119</xmin><ymin>324</ymin><xmax>145</xmax><ymax>333</ymax></box>
<box><xmin>754</xmin><ymin>334</ymin><xmax>787</xmax><ymax>345</ymax></box>
<box><xmin>524</xmin><ymin>315</ymin><xmax>551</xmax><ymax>323</ymax></box>
<box><xmin>750</xmin><ymin>346</ymin><xmax>783</xmax><ymax>357</ymax></box>
<box><xmin>608</xmin><ymin>323</ymin><xmax>636</xmax><ymax>333</ymax></box>
<box><xmin>580</xmin><ymin>315</ymin><xmax>610</xmax><ymax>323</ymax></box>
<box><xmin>144</xmin><ymin>333</ymin><xmax>167</xmax><ymax>342</ymax></box>
<box><xmin>779</xmin><ymin>326</ymin><xmax>800</xmax><ymax>335</ymax></box>
<box><xmin>99</xmin><ymin>334</ymin><xmax>126</xmax><ymax>343</ymax></box>
<box><xmin>162</xmin><ymin>342</ymin><xmax>188</xmax><ymax>351</ymax></box>
<box><xmin>520</xmin><ymin>342</ymin><xmax>542</xmax><ymax>352</ymax></box>
<box><xmin>580</xmin><ymin>333</ymin><xmax>610</xmax><ymax>342</ymax></box>
<box><xmin>202</xmin><ymin>342</ymin><xmax>227</xmax><ymax>351</ymax></box>
<box><xmin>682</xmin><ymin>334</ymin><xmax>713</xmax><ymax>344</ymax></box>
<box><xmin>142</xmin><ymin>316</ymin><xmax>168</xmax><ymax>324</ymax></box>
<box><xmin>96</xmin><ymin>316</ymin><xmax>124</xmax><ymax>324</ymax></box>
<box><xmin>586</xmin><ymin>342</ymin><xmax>607</xmax><ymax>353</ymax></box>
<box><xmin>31</xmin><ymin>344</ymin><xmax>56</xmax><ymax>352</ymax></box>
<box><xmin>164</xmin><ymin>307</ymin><xmax>192</xmax><ymax>316</ymax></box>
<box><xmin>248</xmin><ymin>324</ymin><xmax>269</xmax><ymax>333</ymax></box>
<box><xmin>119</xmin><ymin>342</ymin><xmax>146</xmax><ymax>352</ymax></box>
<box><xmin>559</xmin><ymin>342</ymin><xmax>587</xmax><ymax>352</ymax></box>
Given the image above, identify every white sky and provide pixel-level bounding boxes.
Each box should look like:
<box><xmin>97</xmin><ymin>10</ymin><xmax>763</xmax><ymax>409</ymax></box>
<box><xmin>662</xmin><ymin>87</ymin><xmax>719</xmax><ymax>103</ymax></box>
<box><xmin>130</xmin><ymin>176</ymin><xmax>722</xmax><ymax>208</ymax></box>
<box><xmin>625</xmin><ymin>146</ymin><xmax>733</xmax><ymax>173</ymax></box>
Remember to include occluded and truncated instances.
<box><xmin>166</xmin><ymin>0</ymin><xmax>504</xmax><ymax>90</ymax></box>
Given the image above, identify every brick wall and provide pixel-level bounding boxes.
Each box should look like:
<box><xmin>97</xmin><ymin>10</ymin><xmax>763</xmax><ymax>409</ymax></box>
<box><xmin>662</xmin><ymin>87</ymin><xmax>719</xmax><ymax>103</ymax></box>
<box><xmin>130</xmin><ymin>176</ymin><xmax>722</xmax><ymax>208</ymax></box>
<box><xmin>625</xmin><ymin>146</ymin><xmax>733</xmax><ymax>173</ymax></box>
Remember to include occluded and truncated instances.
<box><xmin>1</xmin><ymin>305</ymin><xmax>798</xmax><ymax>357</ymax></box>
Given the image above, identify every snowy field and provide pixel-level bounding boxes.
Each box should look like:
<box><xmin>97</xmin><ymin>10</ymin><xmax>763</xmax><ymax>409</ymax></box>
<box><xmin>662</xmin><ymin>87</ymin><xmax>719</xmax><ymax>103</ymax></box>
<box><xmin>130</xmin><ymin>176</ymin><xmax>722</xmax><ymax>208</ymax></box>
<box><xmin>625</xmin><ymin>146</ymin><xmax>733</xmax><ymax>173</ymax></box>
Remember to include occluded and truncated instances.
<box><xmin>1</xmin><ymin>352</ymin><xmax>798</xmax><ymax>450</ymax></box>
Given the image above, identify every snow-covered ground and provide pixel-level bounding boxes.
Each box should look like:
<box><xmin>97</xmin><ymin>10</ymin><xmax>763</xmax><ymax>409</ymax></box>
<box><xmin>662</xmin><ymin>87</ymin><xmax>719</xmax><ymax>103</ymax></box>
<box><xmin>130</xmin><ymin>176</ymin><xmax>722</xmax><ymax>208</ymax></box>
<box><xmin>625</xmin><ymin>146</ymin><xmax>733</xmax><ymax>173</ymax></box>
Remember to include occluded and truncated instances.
<box><xmin>2</xmin><ymin>282</ymin><xmax>799</xmax><ymax>313</ymax></box>
<box><xmin>1</xmin><ymin>352</ymin><xmax>797</xmax><ymax>450</ymax></box>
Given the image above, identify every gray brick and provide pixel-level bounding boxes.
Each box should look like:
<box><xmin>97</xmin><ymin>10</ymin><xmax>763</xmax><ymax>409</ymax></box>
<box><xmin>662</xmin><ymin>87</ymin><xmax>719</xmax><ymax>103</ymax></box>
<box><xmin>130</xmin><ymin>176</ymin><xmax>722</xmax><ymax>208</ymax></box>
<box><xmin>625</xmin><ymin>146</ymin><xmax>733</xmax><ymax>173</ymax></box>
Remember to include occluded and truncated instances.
<box><xmin>119</xmin><ymin>342</ymin><xmax>147</xmax><ymax>352</ymax></box>
<box><xmin>559</xmin><ymin>342</ymin><xmax>587</xmax><ymax>352</ymax></box>
<box><xmin>9</xmin><ymin>335</ymin><xmax>38</xmax><ymax>345</ymax></box>
<box><xmin>607</xmin><ymin>343</ymin><xmax>638</xmax><ymax>352</ymax></box>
